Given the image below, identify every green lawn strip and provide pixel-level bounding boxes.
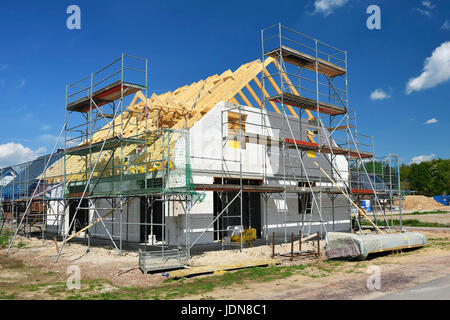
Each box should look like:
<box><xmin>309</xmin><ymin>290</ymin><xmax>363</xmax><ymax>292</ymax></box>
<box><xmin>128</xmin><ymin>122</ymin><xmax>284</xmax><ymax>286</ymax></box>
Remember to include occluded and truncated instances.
<box><xmin>0</xmin><ymin>258</ymin><xmax>373</xmax><ymax>300</ymax></box>
<box><xmin>361</xmin><ymin>219</ymin><xmax>450</xmax><ymax>228</ymax></box>
<box><xmin>5</xmin><ymin>266</ymin><xmax>307</xmax><ymax>300</ymax></box>
<box><xmin>0</xmin><ymin>229</ymin><xmax>12</xmax><ymax>248</ymax></box>
<box><xmin>426</xmin><ymin>236</ymin><xmax>450</xmax><ymax>249</ymax></box>
<box><xmin>16</xmin><ymin>278</ymin><xmax>114</xmax><ymax>299</ymax></box>
<box><xmin>0</xmin><ymin>260</ymin><xmax>383</xmax><ymax>300</ymax></box>
<box><xmin>403</xmin><ymin>210</ymin><xmax>449</xmax><ymax>216</ymax></box>
<box><xmin>83</xmin><ymin>265</ymin><xmax>309</xmax><ymax>300</ymax></box>
<box><xmin>76</xmin><ymin>262</ymin><xmax>352</xmax><ymax>300</ymax></box>
<box><xmin>1</xmin><ymin>245</ymin><xmax>375</xmax><ymax>300</ymax></box>
<box><xmin>0</xmin><ymin>229</ymin><xmax>28</xmax><ymax>249</ymax></box>
<box><xmin>0</xmin><ymin>292</ymin><xmax>16</xmax><ymax>300</ymax></box>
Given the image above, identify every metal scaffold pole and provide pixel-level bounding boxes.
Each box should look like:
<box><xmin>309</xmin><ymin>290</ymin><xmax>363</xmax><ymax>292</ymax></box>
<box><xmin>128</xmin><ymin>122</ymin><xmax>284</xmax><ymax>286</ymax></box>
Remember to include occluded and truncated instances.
<box><xmin>7</xmin><ymin>124</ymin><xmax>65</xmax><ymax>253</ymax></box>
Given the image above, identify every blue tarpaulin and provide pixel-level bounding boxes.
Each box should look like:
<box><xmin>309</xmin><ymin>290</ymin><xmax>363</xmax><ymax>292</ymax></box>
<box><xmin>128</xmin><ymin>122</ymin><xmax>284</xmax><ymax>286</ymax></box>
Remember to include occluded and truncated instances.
<box><xmin>433</xmin><ymin>195</ymin><xmax>450</xmax><ymax>206</ymax></box>
<box><xmin>1</xmin><ymin>151</ymin><xmax>63</xmax><ymax>200</ymax></box>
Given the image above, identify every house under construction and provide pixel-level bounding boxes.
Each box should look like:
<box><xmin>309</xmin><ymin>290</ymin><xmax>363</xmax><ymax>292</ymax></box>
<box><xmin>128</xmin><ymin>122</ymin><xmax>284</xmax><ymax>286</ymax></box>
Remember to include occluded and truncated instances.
<box><xmin>2</xmin><ymin>24</ymin><xmax>404</xmax><ymax>271</ymax></box>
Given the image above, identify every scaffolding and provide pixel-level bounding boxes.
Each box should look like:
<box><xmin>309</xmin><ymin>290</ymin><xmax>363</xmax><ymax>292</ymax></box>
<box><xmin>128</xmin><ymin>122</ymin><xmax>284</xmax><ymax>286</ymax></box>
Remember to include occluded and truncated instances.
<box><xmin>3</xmin><ymin>25</ymin><xmax>405</xmax><ymax>270</ymax></box>
<box><xmin>1</xmin><ymin>151</ymin><xmax>66</xmax><ymax>246</ymax></box>
<box><xmin>61</xmin><ymin>53</ymin><xmax>205</xmax><ymax>269</ymax></box>
<box><xmin>258</xmin><ymin>23</ymin><xmax>398</xmax><ymax>238</ymax></box>
<box><xmin>203</xmin><ymin>24</ymin><xmax>400</xmax><ymax>249</ymax></box>
<box><xmin>349</xmin><ymin>154</ymin><xmax>403</xmax><ymax>229</ymax></box>
<box><xmin>182</xmin><ymin>24</ymin><xmax>402</xmax><ymax>253</ymax></box>
<box><xmin>6</xmin><ymin>54</ymin><xmax>204</xmax><ymax>272</ymax></box>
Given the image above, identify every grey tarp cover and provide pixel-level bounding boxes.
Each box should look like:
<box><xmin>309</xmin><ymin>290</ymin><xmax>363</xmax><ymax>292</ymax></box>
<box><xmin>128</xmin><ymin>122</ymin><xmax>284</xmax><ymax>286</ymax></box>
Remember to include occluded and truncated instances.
<box><xmin>325</xmin><ymin>232</ymin><xmax>427</xmax><ymax>260</ymax></box>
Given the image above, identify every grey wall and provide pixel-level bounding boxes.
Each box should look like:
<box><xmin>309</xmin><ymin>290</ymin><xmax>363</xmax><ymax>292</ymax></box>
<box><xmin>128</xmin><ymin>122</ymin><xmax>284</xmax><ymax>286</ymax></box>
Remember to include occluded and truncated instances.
<box><xmin>89</xmin><ymin>198</ymin><xmax>140</xmax><ymax>243</ymax></box>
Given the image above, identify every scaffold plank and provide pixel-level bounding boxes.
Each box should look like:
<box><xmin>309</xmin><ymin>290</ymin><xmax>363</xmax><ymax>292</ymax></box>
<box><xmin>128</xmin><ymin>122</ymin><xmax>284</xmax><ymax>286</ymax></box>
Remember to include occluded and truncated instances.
<box><xmin>284</xmin><ymin>138</ymin><xmax>373</xmax><ymax>159</ymax></box>
<box><xmin>265</xmin><ymin>46</ymin><xmax>346</xmax><ymax>78</ymax></box>
<box><xmin>67</xmin><ymin>81</ymin><xmax>145</xmax><ymax>113</ymax></box>
<box><xmin>269</xmin><ymin>93</ymin><xmax>346</xmax><ymax>115</ymax></box>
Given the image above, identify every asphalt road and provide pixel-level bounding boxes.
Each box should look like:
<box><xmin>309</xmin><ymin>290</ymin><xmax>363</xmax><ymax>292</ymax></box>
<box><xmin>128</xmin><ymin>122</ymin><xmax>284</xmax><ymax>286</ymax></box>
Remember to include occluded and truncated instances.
<box><xmin>377</xmin><ymin>275</ymin><xmax>450</xmax><ymax>300</ymax></box>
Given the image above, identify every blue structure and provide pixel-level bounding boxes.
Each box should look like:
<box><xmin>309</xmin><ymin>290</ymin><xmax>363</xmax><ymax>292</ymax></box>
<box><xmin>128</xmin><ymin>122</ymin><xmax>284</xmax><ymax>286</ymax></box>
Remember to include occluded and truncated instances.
<box><xmin>433</xmin><ymin>195</ymin><xmax>450</xmax><ymax>206</ymax></box>
<box><xmin>361</xmin><ymin>200</ymin><xmax>372</xmax><ymax>212</ymax></box>
<box><xmin>0</xmin><ymin>150</ymin><xmax>64</xmax><ymax>201</ymax></box>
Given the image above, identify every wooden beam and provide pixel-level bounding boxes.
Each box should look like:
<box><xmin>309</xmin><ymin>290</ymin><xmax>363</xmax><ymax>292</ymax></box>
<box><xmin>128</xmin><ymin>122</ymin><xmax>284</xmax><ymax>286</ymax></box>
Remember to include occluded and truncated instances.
<box><xmin>229</xmin><ymin>96</ymin><xmax>240</xmax><ymax>105</ymax></box>
<box><xmin>313</xmin><ymin>161</ymin><xmax>384</xmax><ymax>234</ymax></box>
<box><xmin>166</xmin><ymin>259</ymin><xmax>281</xmax><ymax>279</ymax></box>
<box><xmin>273</xmin><ymin>60</ymin><xmax>315</xmax><ymax>121</ymax></box>
<box><xmin>263</xmin><ymin>68</ymin><xmax>298</xmax><ymax>118</ymax></box>
<box><xmin>180</xmin><ymin>60</ymin><xmax>261</xmax><ymax>129</ymax></box>
<box><xmin>306</xmin><ymin>129</ymin><xmax>316</xmax><ymax>143</ymax></box>
<box><xmin>252</xmin><ymin>76</ymin><xmax>281</xmax><ymax>114</ymax></box>
<box><xmin>237</xmin><ymin>90</ymin><xmax>254</xmax><ymax>108</ymax></box>
<box><xmin>245</xmin><ymin>83</ymin><xmax>264</xmax><ymax>110</ymax></box>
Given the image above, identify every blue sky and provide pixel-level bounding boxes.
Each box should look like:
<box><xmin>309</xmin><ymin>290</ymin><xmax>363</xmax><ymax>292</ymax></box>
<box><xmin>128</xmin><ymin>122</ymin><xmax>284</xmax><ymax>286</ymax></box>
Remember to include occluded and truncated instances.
<box><xmin>0</xmin><ymin>0</ymin><xmax>449</xmax><ymax>167</ymax></box>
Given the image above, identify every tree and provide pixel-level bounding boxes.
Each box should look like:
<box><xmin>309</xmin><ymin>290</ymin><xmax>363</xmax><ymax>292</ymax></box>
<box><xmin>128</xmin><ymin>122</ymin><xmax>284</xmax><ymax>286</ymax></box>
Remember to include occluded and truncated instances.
<box><xmin>400</xmin><ymin>159</ymin><xmax>450</xmax><ymax>196</ymax></box>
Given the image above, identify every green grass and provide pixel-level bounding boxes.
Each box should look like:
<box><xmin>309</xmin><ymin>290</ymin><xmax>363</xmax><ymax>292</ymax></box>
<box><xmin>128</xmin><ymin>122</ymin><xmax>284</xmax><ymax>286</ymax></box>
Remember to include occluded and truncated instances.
<box><xmin>0</xmin><ymin>229</ymin><xmax>11</xmax><ymax>248</ymax></box>
<box><xmin>65</xmin><ymin>263</ymin><xmax>329</xmax><ymax>300</ymax></box>
<box><xmin>426</xmin><ymin>237</ymin><xmax>450</xmax><ymax>249</ymax></box>
<box><xmin>403</xmin><ymin>210</ymin><xmax>449</xmax><ymax>216</ymax></box>
<box><xmin>0</xmin><ymin>229</ymin><xmax>28</xmax><ymax>249</ymax></box>
<box><xmin>0</xmin><ymin>257</ymin><xmax>348</xmax><ymax>300</ymax></box>
<box><xmin>17</xmin><ymin>242</ymin><xmax>26</xmax><ymax>248</ymax></box>
<box><xmin>361</xmin><ymin>219</ymin><xmax>450</xmax><ymax>228</ymax></box>
<box><xmin>5</xmin><ymin>240</ymin><xmax>418</xmax><ymax>300</ymax></box>
<box><xmin>0</xmin><ymin>292</ymin><xmax>16</xmax><ymax>300</ymax></box>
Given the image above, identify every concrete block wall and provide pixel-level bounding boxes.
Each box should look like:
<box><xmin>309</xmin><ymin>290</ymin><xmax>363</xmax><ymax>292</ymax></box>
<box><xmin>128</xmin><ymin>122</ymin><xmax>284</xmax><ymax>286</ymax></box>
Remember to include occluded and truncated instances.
<box><xmin>89</xmin><ymin>198</ymin><xmax>140</xmax><ymax>243</ymax></box>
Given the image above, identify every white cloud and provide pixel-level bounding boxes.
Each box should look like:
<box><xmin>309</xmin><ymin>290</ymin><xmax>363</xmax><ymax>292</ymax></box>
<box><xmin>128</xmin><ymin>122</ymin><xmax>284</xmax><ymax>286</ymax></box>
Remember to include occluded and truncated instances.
<box><xmin>421</xmin><ymin>1</ymin><xmax>435</xmax><ymax>9</ymax></box>
<box><xmin>0</xmin><ymin>143</ymin><xmax>43</xmax><ymax>168</ymax></box>
<box><xmin>410</xmin><ymin>154</ymin><xmax>435</xmax><ymax>164</ymax></box>
<box><xmin>414</xmin><ymin>0</ymin><xmax>436</xmax><ymax>17</ymax></box>
<box><xmin>441</xmin><ymin>20</ymin><xmax>450</xmax><ymax>30</ymax></box>
<box><xmin>406</xmin><ymin>41</ymin><xmax>450</xmax><ymax>94</ymax></box>
<box><xmin>41</xmin><ymin>125</ymin><xmax>51</xmax><ymax>131</ymax></box>
<box><xmin>370</xmin><ymin>88</ymin><xmax>391</xmax><ymax>100</ymax></box>
<box><xmin>415</xmin><ymin>1</ymin><xmax>435</xmax><ymax>16</ymax></box>
<box><xmin>312</xmin><ymin>0</ymin><xmax>350</xmax><ymax>16</ymax></box>
<box><xmin>17</xmin><ymin>79</ymin><xmax>26</xmax><ymax>89</ymax></box>
<box><xmin>416</xmin><ymin>8</ymin><xmax>431</xmax><ymax>16</ymax></box>
<box><xmin>424</xmin><ymin>117</ymin><xmax>438</xmax><ymax>124</ymax></box>
<box><xmin>0</xmin><ymin>64</ymin><xmax>8</xmax><ymax>71</ymax></box>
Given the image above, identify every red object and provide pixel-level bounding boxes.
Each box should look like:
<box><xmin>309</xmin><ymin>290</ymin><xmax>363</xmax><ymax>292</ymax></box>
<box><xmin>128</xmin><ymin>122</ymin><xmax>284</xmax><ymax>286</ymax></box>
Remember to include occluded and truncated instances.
<box><xmin>284</xmin><ymin>138</ymin><xmax>318</xmax><ymax>148</ymax></box>
<box><xmin>68</xmin><ymin>192</ymin><xmax>90</xmax><ymax>199</ymax></box>
<box><xmin>351</xmin><ymin>189</ymin><xmax>374</xmax><ymax>195</ymax></box>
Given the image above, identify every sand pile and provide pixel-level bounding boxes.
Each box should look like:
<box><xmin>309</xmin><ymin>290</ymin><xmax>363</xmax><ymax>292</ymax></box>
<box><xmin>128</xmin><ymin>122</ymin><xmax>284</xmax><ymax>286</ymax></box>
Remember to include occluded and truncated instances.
<box><xmin>401</xmin><ymin>195</ymin><xmax>443</xmax><ymax>211</ymax></box>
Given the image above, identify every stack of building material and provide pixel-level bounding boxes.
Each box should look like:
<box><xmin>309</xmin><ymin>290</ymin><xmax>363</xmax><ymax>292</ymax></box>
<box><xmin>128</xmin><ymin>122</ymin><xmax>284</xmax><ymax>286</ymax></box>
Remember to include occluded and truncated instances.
<box><xmin>325</xmin><ymin>232</ymin><xmax>427</xmax><ymax>260</ymax></box>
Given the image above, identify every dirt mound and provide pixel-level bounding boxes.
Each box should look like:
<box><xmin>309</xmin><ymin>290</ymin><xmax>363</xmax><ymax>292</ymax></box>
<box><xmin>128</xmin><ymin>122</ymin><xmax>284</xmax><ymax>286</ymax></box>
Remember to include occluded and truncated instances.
<box><xmin>402</xmin><ymin>195</ymin><xmax>443</xmax><ymax>211</ymax></box>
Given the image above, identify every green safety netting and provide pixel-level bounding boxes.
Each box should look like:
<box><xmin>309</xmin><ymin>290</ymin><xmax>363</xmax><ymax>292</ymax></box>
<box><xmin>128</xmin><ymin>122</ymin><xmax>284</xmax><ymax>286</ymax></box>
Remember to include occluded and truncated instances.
<box><xmin>65</xmin><ymin>128</ymin><xmax>205</xmax><ymax>203</ymax></box>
